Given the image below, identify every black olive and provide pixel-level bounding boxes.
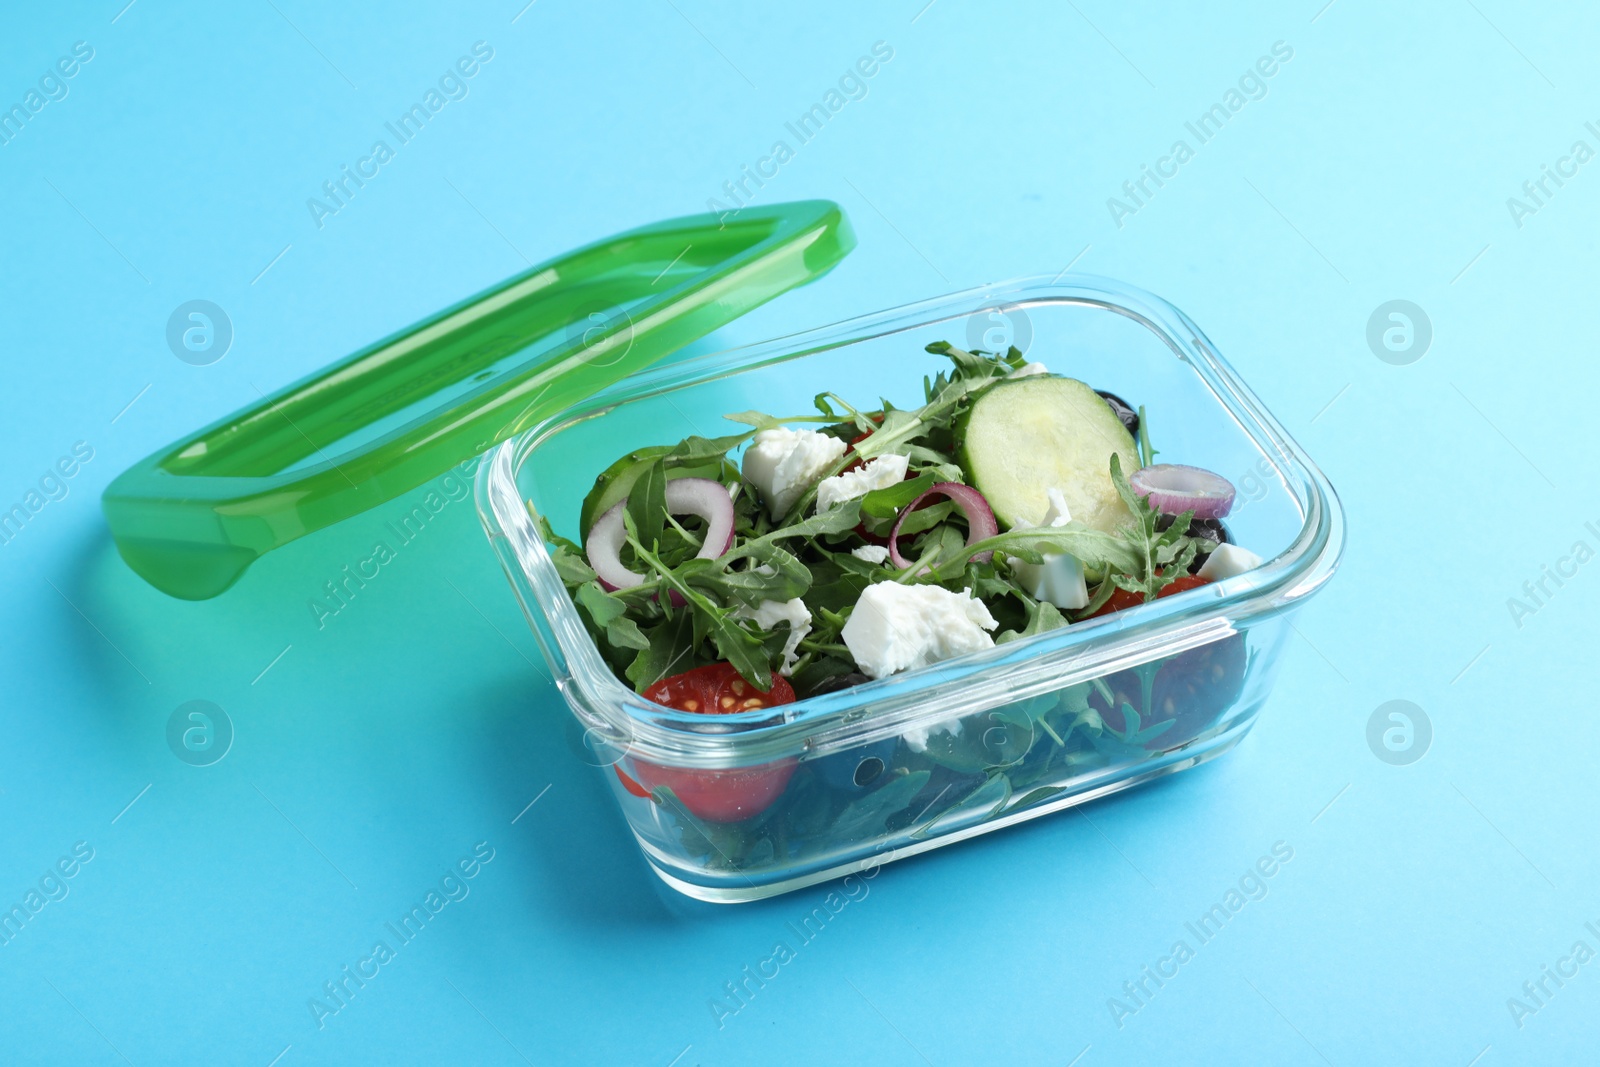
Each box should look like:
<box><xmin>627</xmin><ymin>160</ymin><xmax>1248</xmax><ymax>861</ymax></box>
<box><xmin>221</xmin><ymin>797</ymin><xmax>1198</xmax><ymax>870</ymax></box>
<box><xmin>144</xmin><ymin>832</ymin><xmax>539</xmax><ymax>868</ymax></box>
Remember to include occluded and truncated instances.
<box><xmin>1096</xmin><ymin>390</ymin><xmax>1140</xmax><ymax>438</ymax></box>
<box><xmin>1157</xmin><ymin>515</ymin><xmax>1230</xmax><ymax>573</ymax></box>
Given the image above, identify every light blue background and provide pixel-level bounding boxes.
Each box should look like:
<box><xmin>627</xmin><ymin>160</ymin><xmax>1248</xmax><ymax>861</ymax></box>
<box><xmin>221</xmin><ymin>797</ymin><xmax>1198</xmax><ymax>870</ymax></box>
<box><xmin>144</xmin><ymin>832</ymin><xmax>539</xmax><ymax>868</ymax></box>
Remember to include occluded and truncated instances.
<box><xmin>1</xmin><ymin>1</ymin><xmax>1593</xmax><ymax>1063</ymax></box>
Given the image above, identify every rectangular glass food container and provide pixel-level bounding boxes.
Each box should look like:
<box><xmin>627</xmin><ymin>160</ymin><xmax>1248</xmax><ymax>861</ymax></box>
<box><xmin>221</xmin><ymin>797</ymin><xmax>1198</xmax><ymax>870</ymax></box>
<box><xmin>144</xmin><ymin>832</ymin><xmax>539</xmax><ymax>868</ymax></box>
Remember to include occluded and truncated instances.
<box><xmin>475</xmin><ymin>275</ymin><xmax>1343</xmax><ymax>902</ymax></box>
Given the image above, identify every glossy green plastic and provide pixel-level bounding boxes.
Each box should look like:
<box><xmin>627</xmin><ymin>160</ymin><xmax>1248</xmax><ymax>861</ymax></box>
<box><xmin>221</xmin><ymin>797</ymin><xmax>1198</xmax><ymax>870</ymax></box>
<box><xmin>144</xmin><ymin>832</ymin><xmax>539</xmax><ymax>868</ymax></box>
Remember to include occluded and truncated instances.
<box><xmin>103</xmin><ymin>201</ymin><xmax>855</xmax><ymax>600</ymax></box>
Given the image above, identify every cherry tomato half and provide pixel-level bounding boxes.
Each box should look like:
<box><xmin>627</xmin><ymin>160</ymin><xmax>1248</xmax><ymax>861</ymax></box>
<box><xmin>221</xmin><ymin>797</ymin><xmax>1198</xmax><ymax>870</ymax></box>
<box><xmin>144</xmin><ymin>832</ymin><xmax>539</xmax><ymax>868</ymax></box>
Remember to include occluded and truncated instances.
<box><xmin>623</xmin><ymin>664</ymin><xmax>797</xmax><ymax>823</ymax></box>
<box><xmin>1088</xmin><ymin>573</ymin><xmax>1210</xmax><ymax>617</ymax></box>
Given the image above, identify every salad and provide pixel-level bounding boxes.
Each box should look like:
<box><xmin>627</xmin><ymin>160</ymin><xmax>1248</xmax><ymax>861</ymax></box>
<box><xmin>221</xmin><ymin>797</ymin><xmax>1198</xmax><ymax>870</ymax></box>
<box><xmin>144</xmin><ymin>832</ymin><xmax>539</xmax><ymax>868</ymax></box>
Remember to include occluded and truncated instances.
<box><xmin>542</xmin><ymin>342</ymin><xmax>1263</xmax><ymax>835</ymax></box>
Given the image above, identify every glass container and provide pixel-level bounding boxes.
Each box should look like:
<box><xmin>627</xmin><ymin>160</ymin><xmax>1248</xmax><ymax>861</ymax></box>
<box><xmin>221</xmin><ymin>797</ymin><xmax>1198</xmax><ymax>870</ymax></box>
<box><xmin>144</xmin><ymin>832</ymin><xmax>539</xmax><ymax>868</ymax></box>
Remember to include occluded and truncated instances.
<box><xmin>475</xmin><ymin>275</ymin><xmax>1343</xmax><ymax>902</ymax></box>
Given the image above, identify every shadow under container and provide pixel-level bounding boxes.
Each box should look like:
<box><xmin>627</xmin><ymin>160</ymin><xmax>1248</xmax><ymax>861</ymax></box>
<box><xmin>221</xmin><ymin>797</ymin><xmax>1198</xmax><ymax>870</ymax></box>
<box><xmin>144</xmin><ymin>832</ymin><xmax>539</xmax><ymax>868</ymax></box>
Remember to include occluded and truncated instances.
<box><xmin>476</xmin><ymin>276</ymin><xmax>1344</xmax><ymax>902</ymax></box>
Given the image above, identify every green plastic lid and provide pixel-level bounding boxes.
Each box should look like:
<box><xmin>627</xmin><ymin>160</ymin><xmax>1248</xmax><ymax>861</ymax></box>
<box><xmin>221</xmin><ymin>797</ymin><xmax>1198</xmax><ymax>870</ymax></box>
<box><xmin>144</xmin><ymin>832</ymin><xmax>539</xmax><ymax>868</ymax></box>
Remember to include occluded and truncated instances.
<box><xmin>104</xmin><ymin>200</ymin><xmax>856</xmax><ymax>599</ymax></box>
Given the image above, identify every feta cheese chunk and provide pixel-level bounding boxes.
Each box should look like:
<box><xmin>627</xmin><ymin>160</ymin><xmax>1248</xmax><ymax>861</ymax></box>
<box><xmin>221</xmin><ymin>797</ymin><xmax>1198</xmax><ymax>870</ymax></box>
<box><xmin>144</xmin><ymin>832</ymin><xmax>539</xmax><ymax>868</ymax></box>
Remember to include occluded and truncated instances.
<box><xmin>1006</xmin><ymin>488</ymin><xmax>1089</xmax><ymax>610</ymax></box>
<box><xmin>851</xmin><ymin>544</ymin><xmax>891</xmax><ymax>565</ymax></box>
<box><xmin>901</xmin><ymin>717</ymin><xmax>963</xmax><ymax>753</ymax></box>
<box><xmin>815</xmin><ymin>453</ymin><xmax>910</xmax><ymax>514</ymax></box>
<box><xmin>1010</xmin><ymin>361</ymin><xmax>1050</xmax><ymax>377</ymax></box>
<box><xmin>841</xmin><ymin>582</ymin><xmax>998</xmax><ymax>680</ymax></box>
<box><xmin>734</xmin><ymin>597</ymin><xmax>812</xmax><ymax>675</ymax></box>
<box><xmin>1196</xmin><ymin>542</ymin><xmax>1263</xmax><ymax>582</ymax></box>
<box><xmin>741</xmin><ymin>427</ymin><xmax>847</xmax><ymax>517</ymax></box>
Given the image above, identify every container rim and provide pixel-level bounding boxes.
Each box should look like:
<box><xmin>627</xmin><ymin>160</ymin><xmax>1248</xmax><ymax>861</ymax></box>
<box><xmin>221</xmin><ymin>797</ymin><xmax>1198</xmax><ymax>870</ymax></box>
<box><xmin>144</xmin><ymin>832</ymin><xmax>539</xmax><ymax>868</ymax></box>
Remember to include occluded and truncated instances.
<box><xmin>475</xmin><ymin>273</ymin><xmax>1345</xmax><ymax>766</ymax></box>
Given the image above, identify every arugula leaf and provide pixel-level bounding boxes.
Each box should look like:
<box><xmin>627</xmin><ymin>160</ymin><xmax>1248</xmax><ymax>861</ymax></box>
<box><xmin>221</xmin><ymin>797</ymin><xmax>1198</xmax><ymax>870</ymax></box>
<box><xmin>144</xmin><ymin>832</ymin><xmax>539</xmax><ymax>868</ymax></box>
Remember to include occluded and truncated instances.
<box><xmin>680</xmin><ymin>543</ymin><xmax>811</xmax><ymax>608</ymax></box>
<box><xmin>574</xmin><ymin>581</ymin><xmax>626</xmax><ymax>627</ymax></box>
<box><xmin>627</xmin><ymin>458</ymin><xmax>668</xmax><ymax>551</ymax></box>
<box><xmin>572</xmin><ymin>581</ymin><xmax>648</xmax><ymax>650</ymax></box>
<box><xmin>708</xmin><ymin>612</ymin><xmax>776</xmax><ymax>692</ymax></box>
<box><xmin>853</xmin><ymin>397</ymin><xmax>961</xmax><ymax>461</ymax></box>
<box><xmin>900</xmin><ymin>444</ymin><xmax>955</xmax><ymax>468</ymax></box>
<box><xmin>736</xmin><ymin>539</ymin><xmax>812</xmax><ymax>585</ymax></box>
<box><xmin>812</xmin><ymin>392</ymin><xmax>879</xmax><ymax>434</ymax></box>
<box><xmin>831</xmin><ymin>770</ymin><xmax>931</xmax><ymax>839</ymax></box>
<box><xmin>1107</xmin><ymin>454</ymin><xmax>1203</xmax><ymax>599</ymax></box>
<box><xmin>801</xmin><ymin>558</ymin><xmax>876</xmax><ymax>616</ymax></box>
<box><xmin>1154</xmin><ymin>536</ymin><xmax>1200</xmax><ymax>576</ymax></box>
<box><xmin>925</xmin><ymin>523</ymin><xmax>1142</xmax><ymax>582</ymax></box>
<box><xmin>966</xmin><ymin>559</ymin><xmax>1023</xmax><ymax>619</ymax></box>
<box><xmin>625</xmin><ymin>611</ymin><xmax>697</xmax><ymax>690</ymax></box>
<box><xmin>893</xmin><ymin>500</ymin><xmax>954</xmax><ymax>538</ymax></box>
<box><xmin>997</xmin><ymin>599</ymin><xmax>1068</xmax><ymax>644</ymax></box>
<box><xmin>723</xmin><ymin>500</ymin><xmax>863</xmax><ymax>563</ymax></box>
<box><xmin>605</xmin><ymin>614</ymin><xmax>651</xmax><ymax>651</ymax></box>
<box><xmin>722</xmin><ymin>410</ymin><xmax>787</xmax><ymax>430</ymax></box>
<box><xmin>1096</xmin><ymin>701</ymin><xmax>1176</xmax><ymax>749</ymax></box>
<box><xmin>916</xmin><ymin>523</ymin><xmax>969</xmax><ymax>575</ymax></box>
<box><xmin>550</xmin><ymin>542</ymin><xmax>597</xmax><ymax>586</ymax></box>
<box><xmin>858</xmin><ymin>472</ymin><xmax>935</xmax><ymax>520</ymax></box>
<box><xmin>656</xmin><ymin>513</ymin><xmax>706</xmax><ymax>567</ymax></box>
<box><xmin>690</xmin><ymin>589</ymin><xmax>717</xmax><ymax>649</ymax></box>
<box><xmin>665</xmin><ymin>432</ymin><xmax>753</xmax><ymax>466</ymax></box>
<box><xmin>923</xmin><ymin>341</ymin><xmax>1017</xmax><ymax>388</ymax></box>
<box><xmin>750</xmin><ymin>618</ymin><xmax>796</xmax><ymax>668</ymax></box>
<box><xmin>1054</xmin><ymin>681</ymin><xmax>1099</xmax><ymax>733</ymax></box>
<box><xmin>788</xmin><ymin>654</ymin><xmax>856</xmax><ymax>696</ymax></box>
<box><xmin>537</xmin><ymin>512</ymin><xmax>598</xmax><ymax>586</ymax></box>
<box><xmin>1108</xmin><ymin>452</ymin><xmax>1145</xmax><ymax>522</ymax></box>
<box><xmin>722</xmin><ymin>410</ymin><xmax>837</xmax><ymax>430</ymax></box>
<box><xmin>1155</xmin><ymin>509</ymin><xmax>1192</xmax><ymax>542</ymax></box>
<box><xmin>843</xmin><ymin>345</ymin><xmax>1013</xmax><ymax>466</ymax></box>
<box><xmin>537</xmin><ymin>511</ymin><xmax>580</xmax><ymax>551</ymax></box>
<box><xmin>1137</xmin><ymin>404</ymin><xmax>1157</xmax><ymax>468</ymax></box>
<box><xmin>1007</xmin><ymin>786</ymin><xmax>1069</xmax><ymax>813</ymax></box>
<box><xmin>910</xmin><ymin>772</ymin><xmax>1011</xmax><ymax>839</ymax></box>
<box><xmin>627</xmin><ymin>536</ymin><xmax>778</xmax><ymax>691</ymax></box>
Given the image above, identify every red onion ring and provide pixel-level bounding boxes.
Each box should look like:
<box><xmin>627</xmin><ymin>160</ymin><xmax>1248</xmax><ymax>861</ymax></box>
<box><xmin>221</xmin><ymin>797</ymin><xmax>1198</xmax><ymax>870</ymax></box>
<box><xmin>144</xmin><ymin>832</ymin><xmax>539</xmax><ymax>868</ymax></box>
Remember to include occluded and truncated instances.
<box><xmin>887</xmin><ymin>482</ymin><xmax>1000</xmax><ymax>569</ymax></box>
<box><xmin>1129</xmin><ymin>464</ymin><xmax>1236</xmax><ymax>519</ymax></box>
<box><xmin>586</xmin><ymin>477</ymin><xmax>736</xmax><ymax>591</ymax></box>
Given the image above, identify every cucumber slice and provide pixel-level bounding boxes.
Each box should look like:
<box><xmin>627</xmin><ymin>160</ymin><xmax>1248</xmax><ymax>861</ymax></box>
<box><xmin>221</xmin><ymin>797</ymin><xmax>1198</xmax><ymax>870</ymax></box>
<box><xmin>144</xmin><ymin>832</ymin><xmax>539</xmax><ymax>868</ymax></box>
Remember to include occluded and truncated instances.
<box><xmin>578</xmin><ymin>447</ymin><xmax>728</xmax><ymax>538</ymax></box>
<box><xmin>581</xmin><ymin>446</ymin><xmax>668</xmax><ymax>537</ymax></box>
<box><xmin>957</xmin><ymin>375</ymin><xmax>1138</xmax><ymax>534</ymax></box>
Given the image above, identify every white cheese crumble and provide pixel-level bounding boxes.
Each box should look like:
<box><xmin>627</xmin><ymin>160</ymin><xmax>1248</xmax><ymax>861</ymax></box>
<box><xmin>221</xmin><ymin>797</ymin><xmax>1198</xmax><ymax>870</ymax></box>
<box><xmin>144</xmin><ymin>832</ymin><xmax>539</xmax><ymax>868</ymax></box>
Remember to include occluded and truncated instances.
<box><xmin>1196</xmin><ymin>542</ymin><xmax>1263</xmax><ymax>582</ymax></box>
<box><xmin>901</xmin><ymin>717</ymin><xmax>963</xmax><ymax>753</ymax></box>
<box><xmin>815</xmin><ymin>453</ymin><xmax>910</xmax><ymax>514</ymax></box>
<box><xmin>1006</xmin><ymin>487</ymin><xmax>1088</xmax><ymax>610</ymax></box>
<box><xmin>741</xmin><ymin>427</ymin><xmax>847</xmax><ymax>517</ymax></box>
<box><xmin>851</xmin><ymin>544</ymin><xmax>891</xmax><ymax>565</ymax></box>
<box><xmin>1010</xmin><ymin>361</ymin><xmax>1050</xmax><ymax>377</ymax></box>
<box><xmin>841</xmin><ymin>582</ymin><xmax>997</xmax><ymax>680</ymax></box>
<box><xmin>734</xmin><ymin>597</ymin><xmax>812</xmax><ymax>675</ymax></box>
